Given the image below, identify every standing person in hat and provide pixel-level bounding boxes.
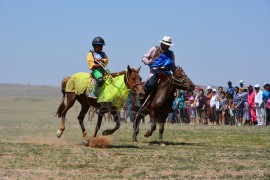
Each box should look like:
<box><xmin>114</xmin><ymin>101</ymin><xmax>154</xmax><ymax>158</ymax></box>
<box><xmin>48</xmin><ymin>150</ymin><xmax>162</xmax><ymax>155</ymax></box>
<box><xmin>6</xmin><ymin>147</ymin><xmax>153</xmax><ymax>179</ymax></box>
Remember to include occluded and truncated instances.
<box><xmin>239</xmin><ymin>80</ymin><xmax>245</xmax><ymax>88</ymax></box>
<box><xmin>142</xmin><ymin>36</ymin><xmax>176</xmax><ymax>95</ymax></box>
<box><xmin>87</xmin><ymin>36</ymin><xmax>109</xmax><ymax>99</ymax></box>
<box><xmin>227</xmin><ymin>81</ymin><xmax>234</xmax><ymax>100</ymax></box>
<box><xmin>262</xmin><ymin>83</ymin><xmax>270</xmax><ymax>126</ymax></box>
<box><xmin>254</xmin><ymin>84</ymin><xmax>264</xmax><ymax>126</ymax></box>
<box><xmin>248</xmin><ymin>85</ymin><xmax>257</xmax><ymax>125</ymax></box>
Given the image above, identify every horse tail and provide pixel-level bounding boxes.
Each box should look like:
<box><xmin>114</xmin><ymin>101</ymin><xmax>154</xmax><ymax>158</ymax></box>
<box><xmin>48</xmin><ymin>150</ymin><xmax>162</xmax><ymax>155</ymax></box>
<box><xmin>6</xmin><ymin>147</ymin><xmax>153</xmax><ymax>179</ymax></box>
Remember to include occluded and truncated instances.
<box><xmin>56</xmin><ymin>77</ymin><xmax>70</xmax><ymax>118</ymax></box>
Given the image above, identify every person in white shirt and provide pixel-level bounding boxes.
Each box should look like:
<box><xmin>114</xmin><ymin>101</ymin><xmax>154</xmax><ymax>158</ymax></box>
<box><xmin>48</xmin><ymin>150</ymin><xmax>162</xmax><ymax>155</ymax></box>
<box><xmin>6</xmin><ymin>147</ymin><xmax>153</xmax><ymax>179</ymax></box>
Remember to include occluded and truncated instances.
<box><xmin>210</xmin><ymin>89</ymin><xmax>219</xmax><ymax>125</ymax></box>
<box><xmin>254</xmin><ymin>84</ymin><xmax>264</xmax><ymax>126</ymax></box>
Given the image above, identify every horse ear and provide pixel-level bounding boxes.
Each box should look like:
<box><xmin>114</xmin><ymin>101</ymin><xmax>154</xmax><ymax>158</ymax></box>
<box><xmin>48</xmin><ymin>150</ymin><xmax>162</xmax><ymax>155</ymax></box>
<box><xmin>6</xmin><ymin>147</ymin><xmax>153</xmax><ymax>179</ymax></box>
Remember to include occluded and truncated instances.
<box><xmin>136</xmin><ymin>66</ymin><xmax>141</xmax><ymax>73</ymax></box>
<box><xmin>127</xmin><ymin>65</ymin><xmax>132</xmax><ymax>74</ymax></box>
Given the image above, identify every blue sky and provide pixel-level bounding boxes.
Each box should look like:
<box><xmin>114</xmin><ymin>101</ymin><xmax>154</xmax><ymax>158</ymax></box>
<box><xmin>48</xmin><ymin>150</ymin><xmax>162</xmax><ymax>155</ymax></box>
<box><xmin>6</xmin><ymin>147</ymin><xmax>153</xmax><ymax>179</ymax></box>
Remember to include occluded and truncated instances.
<box><xmin>1</xmin><ymin>0</ymin><xmax>269</xmax><ymax>87</ymax></box>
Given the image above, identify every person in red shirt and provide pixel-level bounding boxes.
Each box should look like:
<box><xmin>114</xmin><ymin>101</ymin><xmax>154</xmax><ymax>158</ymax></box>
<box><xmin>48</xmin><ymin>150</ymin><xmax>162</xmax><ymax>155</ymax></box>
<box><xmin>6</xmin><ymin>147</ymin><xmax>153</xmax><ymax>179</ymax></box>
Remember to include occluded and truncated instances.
<box><xmin>248</xmin><ymin>85</ymin><xmax>257</xmax><ymax>125</ymax></box>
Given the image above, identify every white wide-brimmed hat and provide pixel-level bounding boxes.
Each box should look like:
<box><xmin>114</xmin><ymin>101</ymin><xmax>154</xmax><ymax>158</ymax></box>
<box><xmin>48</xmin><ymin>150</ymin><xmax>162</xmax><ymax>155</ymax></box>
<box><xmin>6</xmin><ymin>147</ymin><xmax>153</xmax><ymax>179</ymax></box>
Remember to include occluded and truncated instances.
<box><xmin>160</xmin><ymin>36</ymin><xmax>174</xmax><ymax>46</ymax></box>
<box><xmin>239</xmin><ymin>80</ymin><xmax>244</xmax><ymax>84</ymax></box>
<box><xmin>206</xmin><ymin>86</ymin><xmax>212</xmax><ymax>90</ymax></box>
<box><xmin>254</xmin><ymin>84</ymin><xmax>260</xmax><ymax>88</ymax></box>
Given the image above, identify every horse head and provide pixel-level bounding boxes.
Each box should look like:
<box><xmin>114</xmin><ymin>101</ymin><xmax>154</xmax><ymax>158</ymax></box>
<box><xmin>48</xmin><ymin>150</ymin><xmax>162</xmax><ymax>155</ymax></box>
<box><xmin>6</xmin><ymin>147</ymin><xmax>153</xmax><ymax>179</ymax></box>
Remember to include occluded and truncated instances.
<box><xmin>126</xmin><ymin>65</ymin><xmax>145</xmax><ymax>100</ymax></box>
<box><xmin>171</xmin><ymin>66</ymin><xmax>195</xmax><ymax>91</ymax></box>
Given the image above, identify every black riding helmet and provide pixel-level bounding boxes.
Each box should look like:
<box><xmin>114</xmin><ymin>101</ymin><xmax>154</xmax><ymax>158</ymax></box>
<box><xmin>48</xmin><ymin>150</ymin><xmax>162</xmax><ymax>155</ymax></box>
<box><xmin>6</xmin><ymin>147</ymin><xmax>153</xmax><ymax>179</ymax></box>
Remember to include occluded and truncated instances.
<box><xmin>92</xmin><ymin>36</ymin><xmax>105</xmax><ymax>46</ymax></box>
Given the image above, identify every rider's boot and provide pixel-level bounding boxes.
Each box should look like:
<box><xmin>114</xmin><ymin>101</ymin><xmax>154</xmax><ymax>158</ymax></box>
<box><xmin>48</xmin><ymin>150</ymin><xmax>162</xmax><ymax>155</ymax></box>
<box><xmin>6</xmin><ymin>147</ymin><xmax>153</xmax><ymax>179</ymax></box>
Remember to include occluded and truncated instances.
<box><xmin>89</xmin><ymin>83</ymin><xmax>99</xmax><ymax>99</ymax></box>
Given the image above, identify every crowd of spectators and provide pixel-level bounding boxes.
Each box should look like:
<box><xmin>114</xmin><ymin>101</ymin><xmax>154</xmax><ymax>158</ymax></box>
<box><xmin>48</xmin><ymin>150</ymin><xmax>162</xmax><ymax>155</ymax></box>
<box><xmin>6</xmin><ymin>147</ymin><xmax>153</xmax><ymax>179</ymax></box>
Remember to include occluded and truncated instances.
<box><xmin>167</xmin><ymin>80</ymin><xmax>270</xmax><ymax>126</ymax></box>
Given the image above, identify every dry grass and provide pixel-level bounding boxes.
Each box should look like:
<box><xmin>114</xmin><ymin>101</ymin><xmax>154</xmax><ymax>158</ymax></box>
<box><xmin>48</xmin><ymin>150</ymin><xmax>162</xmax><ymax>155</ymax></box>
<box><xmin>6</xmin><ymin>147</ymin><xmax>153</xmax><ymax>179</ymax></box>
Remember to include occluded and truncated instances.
<box><xmin>0</xmin><ymin>85</ymin><xmax>270</xmax><ymax>179</ymax></box>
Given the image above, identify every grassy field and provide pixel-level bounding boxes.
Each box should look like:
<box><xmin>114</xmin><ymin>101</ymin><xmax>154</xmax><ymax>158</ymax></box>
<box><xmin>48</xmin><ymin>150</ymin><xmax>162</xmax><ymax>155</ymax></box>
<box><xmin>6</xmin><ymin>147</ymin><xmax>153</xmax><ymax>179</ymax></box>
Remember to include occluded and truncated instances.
<box><xmin>0</xmin><ymin>85</ymin><xmax>270</xmax><ymax>179</ymax></box>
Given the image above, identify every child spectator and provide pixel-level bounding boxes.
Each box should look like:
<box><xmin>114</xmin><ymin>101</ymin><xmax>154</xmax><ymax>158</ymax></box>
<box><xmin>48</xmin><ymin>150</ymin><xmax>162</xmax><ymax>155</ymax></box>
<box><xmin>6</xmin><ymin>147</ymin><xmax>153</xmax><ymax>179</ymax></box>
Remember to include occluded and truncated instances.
<box><xmin>188</xmin><ymin>97</ymin><xmax>196</xmax><ymax>124</ymax></box>
<box><xmin>226</xmin><ymin>98</ymin><xmax>235</xmax><ymax>125</ymax></box>
<box><xmin>219</xmin><ymin>91</ymin><xmax>228</xmax><ymax>125</ymax></box>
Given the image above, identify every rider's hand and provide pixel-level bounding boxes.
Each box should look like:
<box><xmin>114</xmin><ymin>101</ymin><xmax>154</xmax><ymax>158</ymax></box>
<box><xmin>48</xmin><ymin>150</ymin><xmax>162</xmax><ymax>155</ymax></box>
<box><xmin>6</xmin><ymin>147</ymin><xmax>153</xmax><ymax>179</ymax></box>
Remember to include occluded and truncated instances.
<box><xmin>94</xmin><ymin>64</ymin><xmax>101</xmax><ymax>68</ymax></box>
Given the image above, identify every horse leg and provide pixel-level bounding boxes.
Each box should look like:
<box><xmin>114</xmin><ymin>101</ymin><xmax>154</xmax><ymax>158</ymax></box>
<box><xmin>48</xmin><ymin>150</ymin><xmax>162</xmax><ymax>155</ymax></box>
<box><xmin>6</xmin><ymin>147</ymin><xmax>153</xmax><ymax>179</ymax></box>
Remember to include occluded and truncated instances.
<box><xmin>144</xmin><ymin>111</ymin><xmax>157</xmax><ymax>137</ymax></box>
<box><xmin>159</xmin><ymin>122</ymin><xmax>165</xmax><ymax>145</ymax></box>
<box><xmin>92</xmin><ymin>110</ymin><xmax>105</xmax><ymax>137</ymax></box>
<box><xmin>102</xmin><ymin>108</ymin><xmax>120</xmax><ymax>136</ymax></box>
<box><xmin>133</xmin><ymin>114</ymin><xmax>144</xmax><ymax>142</ymax></box>
<box><xmin>56</xmin><ymin>93</ymin><xmax>76</xmax><ymax>138</ymax></box>
<box><xmin>77</xmin><ymin>96</ymin><xmax>90</xmax><ymax>145</ymax></box>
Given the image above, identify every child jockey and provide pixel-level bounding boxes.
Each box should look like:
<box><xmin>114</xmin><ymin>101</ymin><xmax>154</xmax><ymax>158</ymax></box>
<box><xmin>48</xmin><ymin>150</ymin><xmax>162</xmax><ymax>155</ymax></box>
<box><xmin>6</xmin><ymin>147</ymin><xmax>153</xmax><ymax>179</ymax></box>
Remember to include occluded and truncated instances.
<box><xmin>87</xmin><ymin>36</ymin><xmax>109</xmax><ymax>99</ymax></box>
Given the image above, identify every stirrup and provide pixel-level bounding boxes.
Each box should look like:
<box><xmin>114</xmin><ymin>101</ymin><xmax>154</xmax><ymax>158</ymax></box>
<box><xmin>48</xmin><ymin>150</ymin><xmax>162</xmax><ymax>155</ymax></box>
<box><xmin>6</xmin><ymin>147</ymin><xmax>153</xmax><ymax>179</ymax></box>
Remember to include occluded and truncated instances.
<box><xmin>88</xmin><ymin>93</ymin><xmax>97</xmax><ymax>99</ymax></box>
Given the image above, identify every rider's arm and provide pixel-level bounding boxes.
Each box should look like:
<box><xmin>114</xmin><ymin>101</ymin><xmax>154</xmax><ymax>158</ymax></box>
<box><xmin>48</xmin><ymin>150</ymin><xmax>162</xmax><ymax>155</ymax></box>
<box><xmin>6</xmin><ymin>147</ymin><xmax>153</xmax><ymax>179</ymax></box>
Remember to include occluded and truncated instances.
<box><xmin>102</xmin><ymin>53</ymin><xmax>109</xmax><ymax>66</ymax></box>
<box><xmin>87</xmin><ymin>52</ymin><xmax>96</xmax><ymax>70</ymax></box>
<box><xmin>170</xmin><ymin>51</ymin><xmax>177</xmax><ymax>71</ymax></box>
<box><xmin>142</xmin><ymin>46</ymin><xmax>156</xmax><ymax>65</ymax></box>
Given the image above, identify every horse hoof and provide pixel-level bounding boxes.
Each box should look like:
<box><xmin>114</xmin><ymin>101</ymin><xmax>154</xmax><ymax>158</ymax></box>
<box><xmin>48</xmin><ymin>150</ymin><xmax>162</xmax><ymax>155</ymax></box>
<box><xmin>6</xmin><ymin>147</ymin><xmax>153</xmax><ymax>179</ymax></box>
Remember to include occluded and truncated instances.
<box><xmin>82</xmin><ymin>139</ymin><xmax>89</xmax><ymax>146</ymax></box>
<box><xmin>160</xmin><ymin>142</ymin><xmax>166</xmax><ymax>146</ymax></box>
<box><xmin>102</xmin><ymin>130</ymin><xmax>111</xmax><ymax>136</ymax></box>
<box><xmin>56</xmin><ymin>130</ymin><xmax>62</xmax><ymax>138</ymax></box>
<box><xmin>144</xmin><ymin>132</ymin><xmax>151</xmax><ymax>138</ymax></box>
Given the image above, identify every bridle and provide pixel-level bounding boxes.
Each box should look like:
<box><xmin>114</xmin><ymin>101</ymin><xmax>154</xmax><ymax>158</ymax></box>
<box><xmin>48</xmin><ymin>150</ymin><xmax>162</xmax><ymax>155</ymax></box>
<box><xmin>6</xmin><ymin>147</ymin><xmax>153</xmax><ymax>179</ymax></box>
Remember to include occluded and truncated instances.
<box><xmin>124</xmin><ymin>71</ymin><xmax>142</xmax><ymax>93</ymax></box>
<box><xmin>170</xmin><ymin>68</ymin><xmax>189</xmax><ymax>88</ymax></box>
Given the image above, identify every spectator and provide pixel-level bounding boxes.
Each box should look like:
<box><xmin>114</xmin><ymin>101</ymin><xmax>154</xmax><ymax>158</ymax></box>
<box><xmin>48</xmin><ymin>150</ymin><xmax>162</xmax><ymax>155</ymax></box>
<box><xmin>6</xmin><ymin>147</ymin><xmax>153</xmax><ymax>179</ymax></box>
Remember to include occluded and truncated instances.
<box><xmin>185</xmin><ymin>91</ymin><xmax>194</xmax><ymax>124</ymax></box>
<box><xmin>263</xmin><ymin>83</ymin><xmax>270</xmax><ymax>126</ymax></box>
<box><xmin>210</xmin><ymin>89</ymin><xmax>219</xmax><ymax>125</ymax></box>
<box><xmin>239</xmin><ymin>80</ymin><xmax>244</xmax><ymax>88</ymax></box>
<box><xmin>178</xmin><ymin>90</ymin><xmax>187</xmax><ymax>124</ymax></box>
<box><xmin>217</xmin><ymin>86</ymin><xmax>224</xmax><ymax>123</ymax></box>
<box><xmin>254</xmin><ymin>84</ymin><xmax>264</xmax><ymax>126</ymax></box>
<box><xmin>226</xmin><ymin>98</ymin><xmax>235</xmax><ymax>125</ymax></box>
<box><xmin>233</xmin><ymin>86</ymin><xmax>244</xmax><ymax>126</ymax></box>
<box><xmin>248</xmin><ymin>85</ymin><xmax>257</xmax><ymax>125</ymax></box>
<box><xmin>188</xmin><ymin>97</ymin><xmax>196</xmax><ymax>124</ymax></box>
<box><xmin>197</xmin><ymin>89</ymin><xmax>207</xmax><ymax>124</ymax></box>
<box><xmin>219</xmin><ymin>91</ymin><xmax>228</xmax><ymax>125</ymax></box>
<box><xmin>267</xmin><ymin>94</ymin><xmax>270</xmax><ymax>125</ymax></box>
<box><xmin>167</xmin><ymin>93</ymin><xmax>179</xmax><ymax>123</ymax></box>
<box><xmin>227</xmin><ymin>81</ymin><xmax>234</xmax><ymax>99</ymax></box>
<box><xmin>240</xmin><ymin>86</ymin><xmax>250</xmax><ymax>125</ymax></box>
<box><xmin>206</xmin><ymin>86</ymin><xmax>213</xmax><ymax>124</ymax></box>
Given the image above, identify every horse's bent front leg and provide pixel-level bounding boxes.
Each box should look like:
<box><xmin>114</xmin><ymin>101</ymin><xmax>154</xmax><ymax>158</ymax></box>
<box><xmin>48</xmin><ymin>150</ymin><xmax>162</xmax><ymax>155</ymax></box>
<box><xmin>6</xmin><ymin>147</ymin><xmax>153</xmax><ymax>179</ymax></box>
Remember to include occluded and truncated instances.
<box><xmin>144</xmin><ymin>119</ymin><xmax>156</xmax><ymax>138</ymax></box>
<box><xmin>102</xmin><ymin>108</ymin><xmax>120</xmax><ymax>136</ymax></box>
<box><xmin>56</xmin><ymin>93</ymin><xmax>76</xmax><ymax>138</ymax></box>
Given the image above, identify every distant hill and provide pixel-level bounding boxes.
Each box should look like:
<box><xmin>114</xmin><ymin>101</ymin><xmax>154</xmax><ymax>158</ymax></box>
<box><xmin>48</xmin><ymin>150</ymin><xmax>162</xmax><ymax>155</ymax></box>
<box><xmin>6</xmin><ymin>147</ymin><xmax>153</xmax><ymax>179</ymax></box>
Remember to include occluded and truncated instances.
<box><xmin>0</xmin><ymin>84</ymin><xmax>61</xmax><ymax>99</ymax></box>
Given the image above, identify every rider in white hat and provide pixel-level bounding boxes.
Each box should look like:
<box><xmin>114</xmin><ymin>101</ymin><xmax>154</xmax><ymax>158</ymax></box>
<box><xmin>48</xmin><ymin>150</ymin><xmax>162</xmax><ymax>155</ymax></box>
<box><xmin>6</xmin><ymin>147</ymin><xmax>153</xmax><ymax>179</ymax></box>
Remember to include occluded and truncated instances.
<box><xmin>142</xmin><ymin>36</ymin><xmax>176</xmax><ymax>95</ymax></box>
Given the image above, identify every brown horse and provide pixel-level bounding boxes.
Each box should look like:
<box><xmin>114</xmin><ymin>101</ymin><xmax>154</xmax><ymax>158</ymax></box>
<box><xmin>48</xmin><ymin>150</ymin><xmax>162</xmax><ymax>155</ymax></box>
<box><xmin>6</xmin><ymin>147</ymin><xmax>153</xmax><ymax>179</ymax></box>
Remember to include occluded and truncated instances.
<box><xmin>132</xmin><ymin>67</ymin><xmax>195</xmax><ymax>144</ymax></box>
<box><xmin>56</xmin><ymin>65</ymin><xmax>145</xmax><ymax>145</ymax></box>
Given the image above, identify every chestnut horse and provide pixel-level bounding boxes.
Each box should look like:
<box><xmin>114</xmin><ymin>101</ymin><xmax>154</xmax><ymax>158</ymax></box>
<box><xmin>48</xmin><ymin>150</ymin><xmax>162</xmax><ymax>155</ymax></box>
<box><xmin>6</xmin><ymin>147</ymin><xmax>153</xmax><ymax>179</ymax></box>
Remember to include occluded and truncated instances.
<box><xmin>132</xmin><ymin>67</ymin><xmax>195</xmax><ymax>144</ymax></box>
<box><xmin>56</xmin><ymin>66</ymin><xmax>145</xmax><ymax>145</ymax></box>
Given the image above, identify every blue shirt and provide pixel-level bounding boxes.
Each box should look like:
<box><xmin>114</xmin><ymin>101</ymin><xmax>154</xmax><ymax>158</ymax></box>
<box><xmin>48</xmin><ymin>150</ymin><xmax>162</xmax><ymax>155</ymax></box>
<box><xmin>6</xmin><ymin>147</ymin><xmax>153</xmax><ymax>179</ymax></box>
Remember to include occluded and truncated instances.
<box><xmin>227</xmin><ymin>86</ymin><xmax>234</xmax><ymax>96</ymax></box>
<box><xmin>262</xmin><ymin>90</ymin><xmax>270</xmax><ymax>104</ymax></box>
<box><xmin>178</xmin><ymin>93</ymin><xmax>186</xmax><ymax>109</ymax></box>
<box><xmin>150</xmin><ymin>50</ymin><xmax>174</xmax><ymax>74</ymax></box>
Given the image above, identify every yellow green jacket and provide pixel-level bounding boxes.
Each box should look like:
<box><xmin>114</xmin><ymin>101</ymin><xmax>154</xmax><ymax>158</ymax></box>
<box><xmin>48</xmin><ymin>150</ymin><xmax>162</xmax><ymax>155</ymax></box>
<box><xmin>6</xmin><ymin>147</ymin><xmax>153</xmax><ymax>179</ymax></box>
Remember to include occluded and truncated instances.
<box><xmin>87</xmin><ymin>51</ymin><xmax>109</xmax><ymax>70</ymax></box>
